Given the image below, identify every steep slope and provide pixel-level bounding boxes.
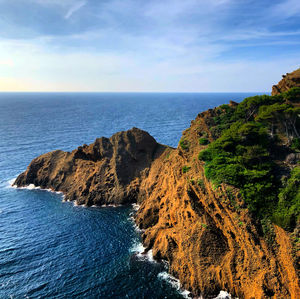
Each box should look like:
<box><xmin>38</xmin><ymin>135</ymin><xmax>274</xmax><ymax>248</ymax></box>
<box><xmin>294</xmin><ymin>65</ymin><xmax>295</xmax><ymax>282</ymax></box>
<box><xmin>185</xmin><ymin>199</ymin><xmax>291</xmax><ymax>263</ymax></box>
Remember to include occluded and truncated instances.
<box><xmin>14</xmin><ymin>71</ymin><xmax>300</xmax><ymax>298</ymax></box>
<box><xmin>135</xmin><ymin>106</ymin><xmax>299</xmax><ymax>298</ymax></box>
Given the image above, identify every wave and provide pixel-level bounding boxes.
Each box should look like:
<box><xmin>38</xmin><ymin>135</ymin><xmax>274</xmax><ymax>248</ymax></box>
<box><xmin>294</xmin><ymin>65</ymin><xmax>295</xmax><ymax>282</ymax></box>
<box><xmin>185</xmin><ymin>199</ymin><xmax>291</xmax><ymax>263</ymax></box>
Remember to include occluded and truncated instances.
<box><xmin>132</xmin><ymin>203</ymin><xmax>140</xmax><ymax>211</ymax></box>
<box><xmin>158</xmin><ymin>271</ymin><xmax>233</xmax><ymax>299</ymax></box>
<box><xmin>130</xmin><ymin>241</ymin><xmax>156</xmax><ymax>263</ymax></box>
<box><xmin>214</xmin><ymin>290</ymin><xmax>234</xmax><ymax>299</ymax></box>
<box><xmin>101</xmin><ymin>204</ymin><xmax>121</xmax><ymax>208</ymax></box>
<box><xmin>158</xmin><ymin>271</ymin><xmax>191</xmax><ymax>298</ymax></box>
<box><xmin>7</xmin><ymin>178</ymin><xmax>64</xmax><ymax>197</ymax></box>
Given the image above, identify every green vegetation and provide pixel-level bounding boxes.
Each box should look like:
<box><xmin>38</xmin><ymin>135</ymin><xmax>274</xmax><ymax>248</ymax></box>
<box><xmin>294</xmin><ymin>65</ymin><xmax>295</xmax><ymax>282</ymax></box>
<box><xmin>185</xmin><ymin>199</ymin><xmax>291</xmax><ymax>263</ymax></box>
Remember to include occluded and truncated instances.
<box><xmin>182</xmin><ymin>165</ymin><xmax>191</xmax><ymax>173</ymax></box>
<box><xmin>201</xmin><ymin>223</ymin><xmax>208</xmax><ymax>229</ymax></box>
<box><xmin>291</xmin><ymin>138</ymin><xmax>300</xmax><ymax>151</ymax></box>
<box><xmin>198</xmin><ymin>131</ymin><xmax>208</xmax><ymax>138</ymax></box>
<box><xmin>188</xmin><ymin>178</ymin><xmax>195</xmax><ymax>185</ymax></box>
<box><xmin>198</xmin><ymin>87</ymin><xmax>300</xmax><ymax>230</ymax></box>
<box><xmin>197</xmin><ymin>178</ymin><xmax>205</xmax><ymax>189</ymax></box>
<box><xmin>179</xmin><ymin>138</ymin><xmax>190</xmax><ymax>150</ymax></box>
<box><xmin>164</xmin><ymin>148</ymin><xmax>172</xmax><ymax>160</ymax></box>
<box><xmin>272</xmin><ymin>167</ymin><xmax>300</xmax><ymax>230</ymax></box>
<box><xmin>199</xmin><ymin>137</ymin><xmax>210</xmax><ymax>145</ymax></box>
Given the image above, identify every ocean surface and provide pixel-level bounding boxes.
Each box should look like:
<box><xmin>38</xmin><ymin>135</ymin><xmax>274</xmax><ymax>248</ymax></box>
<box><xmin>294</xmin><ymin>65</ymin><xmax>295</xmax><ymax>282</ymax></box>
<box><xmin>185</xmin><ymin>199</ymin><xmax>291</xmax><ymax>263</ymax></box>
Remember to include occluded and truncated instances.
<box><xmin>0</xmin><ymin>92</ymin><xmax>263</xmax><ymax>298</ymax></box>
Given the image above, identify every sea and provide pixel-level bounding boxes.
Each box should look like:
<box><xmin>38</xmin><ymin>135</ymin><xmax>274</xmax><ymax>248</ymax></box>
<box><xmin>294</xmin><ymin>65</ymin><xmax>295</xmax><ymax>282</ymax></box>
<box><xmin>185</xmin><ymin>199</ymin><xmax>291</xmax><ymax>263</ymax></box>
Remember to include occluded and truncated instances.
<box><xmin>0</xmin><ymin>92</ymin><xmax>262</xmax><ymax>299</ymax></box>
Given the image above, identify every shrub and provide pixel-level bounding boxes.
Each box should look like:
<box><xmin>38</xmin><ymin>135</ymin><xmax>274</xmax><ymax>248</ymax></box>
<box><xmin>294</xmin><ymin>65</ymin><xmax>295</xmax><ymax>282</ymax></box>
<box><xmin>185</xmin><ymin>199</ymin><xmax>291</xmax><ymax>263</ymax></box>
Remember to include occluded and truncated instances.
<box><xmin>179</xmin><ymin>139</ymin><xmax>189</xmax><ymax>150</ymax></box>
<box><xmin>272</xmin><ymin>167</ymin><xmax>300</xmax><ymax>230</ymax></box>
<box><xmin>199</xmin><ymin>121</ymin><xmax>276</xmax><ymax>216</ymax></box>
<box><xmin>198</xmin><ymin>131</ymin><xmax>208</xmax><ymax>138</ymax></box>
<box><xmin>198</xmin><ymin>92</ymin><xmax>300</xmax><ymax>230</ymax></box>
<box><xmin>182</xmin><ymin>165</ymin><xmax>191</xmax><ymax>173</ymax></box>
<box><xmin>291</xmin><ymin>138</ymin><xmax>300</xmax><ymax>151</ymax></box>
<box><xmin>199</xmin><ymin>138</ymin><xmax>210</xmax><ymax>145</ymax></box>
<box><xmin>197</xmin><ymin>178</ymin><xmax>205</xmax><ymax>189</ymax></box>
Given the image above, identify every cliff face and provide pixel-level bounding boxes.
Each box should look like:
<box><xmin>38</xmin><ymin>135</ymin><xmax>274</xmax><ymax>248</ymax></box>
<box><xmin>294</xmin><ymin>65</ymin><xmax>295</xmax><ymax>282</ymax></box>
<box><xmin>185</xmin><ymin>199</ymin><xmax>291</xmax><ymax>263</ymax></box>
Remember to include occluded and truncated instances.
<box><xmin>15</xmin><ymin>127</ymin><xmax>167</xmax><ymax>205</ymax></box>
<box><xmin>272</xmin><ymin>68</ymin><xmax>300</xmax><ymax>95</ymax></box>
<box><xmin>135</xmin><ymin>109</ymin><xmax>299</xmax><ymax>298</ymax></box>
<box><xmin>14</xmin><ymin>73</ymin><xmax>300</xmax><ymax>298</ymax></box>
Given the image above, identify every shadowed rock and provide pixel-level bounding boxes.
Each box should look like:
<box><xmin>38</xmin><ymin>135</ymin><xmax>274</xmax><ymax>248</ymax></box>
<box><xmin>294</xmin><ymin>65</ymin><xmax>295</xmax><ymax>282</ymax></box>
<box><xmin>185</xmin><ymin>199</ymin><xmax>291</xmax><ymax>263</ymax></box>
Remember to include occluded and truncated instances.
<box><xmin>14</xmin><ymin>127</ymin><xmax>168</xmax><ymax>205</ymax></box>
<box><xmin>14</xmin><ymin>71</ymin><xmax>300</xmax><ymax>298</ymax></box>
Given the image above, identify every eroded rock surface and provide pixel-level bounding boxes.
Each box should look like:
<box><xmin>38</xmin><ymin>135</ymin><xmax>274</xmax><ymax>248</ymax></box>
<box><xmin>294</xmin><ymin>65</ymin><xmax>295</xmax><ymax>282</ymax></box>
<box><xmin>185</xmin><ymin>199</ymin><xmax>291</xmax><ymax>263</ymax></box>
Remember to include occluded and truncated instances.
<box><xmin>272</xmin><ymin>68</ymin><xmax>300</xmax><ymax>95</ymax></box>
<box><xmin>15</xmin><ymin>127</ymin><xmax>167</xmax><ymax>205</ymax></box>
<box><xmin>15</xmin><ymin>73</ymin><xmax>300</xmax><ymax>298</ymax></box>
<box><xmin>135</xmin><ymin>109</ymin><xmax>300</xmax><ymax>298</ymax></box>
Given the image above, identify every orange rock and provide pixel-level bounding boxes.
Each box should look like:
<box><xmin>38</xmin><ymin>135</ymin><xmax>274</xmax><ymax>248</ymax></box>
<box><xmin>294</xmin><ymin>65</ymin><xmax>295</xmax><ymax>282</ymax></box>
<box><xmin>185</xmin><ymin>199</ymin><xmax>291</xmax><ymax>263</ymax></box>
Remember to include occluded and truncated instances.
<box><xmin>15</xmin><ymin>71</ymin><xmax>300</xmax><ymax>298</ymax></box>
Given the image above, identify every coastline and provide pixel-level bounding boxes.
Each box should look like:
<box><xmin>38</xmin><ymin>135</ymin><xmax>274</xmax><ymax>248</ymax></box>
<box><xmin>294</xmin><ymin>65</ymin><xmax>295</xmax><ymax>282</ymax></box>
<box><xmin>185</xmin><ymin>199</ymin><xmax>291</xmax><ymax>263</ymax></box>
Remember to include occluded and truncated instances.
<box><xmin>9</xmin><ymin>177</ymin><xmax>234</xmax><ymax>299</ymax></box>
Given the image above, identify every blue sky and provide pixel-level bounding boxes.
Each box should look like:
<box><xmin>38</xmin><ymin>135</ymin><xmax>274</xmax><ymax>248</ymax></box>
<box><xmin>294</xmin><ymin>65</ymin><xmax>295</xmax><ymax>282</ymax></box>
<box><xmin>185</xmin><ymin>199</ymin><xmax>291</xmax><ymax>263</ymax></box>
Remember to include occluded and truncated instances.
<box><xmin>0</xmin><ymin>0</ymin><xmax>299</xmax><ymax>92</ymax></box>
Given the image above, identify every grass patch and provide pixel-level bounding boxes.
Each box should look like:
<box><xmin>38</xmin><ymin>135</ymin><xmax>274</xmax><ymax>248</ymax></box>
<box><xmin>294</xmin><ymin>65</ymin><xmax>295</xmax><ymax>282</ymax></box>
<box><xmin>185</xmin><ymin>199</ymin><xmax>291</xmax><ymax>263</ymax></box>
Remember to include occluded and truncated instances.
<box><xmin>182</xmin><ymin>165</ymin><xmax>191</xmax><ymax>174</ymax></box>
<box><xmin>179</xmin><ymin>138</ymin><xmax>190</xmax><ymax>150</ymax></box>
<box><xmin>199</xmin><ymin>138</ymin><xmax>210</xmax><ymax>145</ymax></box>
<box><xmin>201</xmin><ymin>223</ymin><xmax>208</xmax><ymax>229</ymax></box>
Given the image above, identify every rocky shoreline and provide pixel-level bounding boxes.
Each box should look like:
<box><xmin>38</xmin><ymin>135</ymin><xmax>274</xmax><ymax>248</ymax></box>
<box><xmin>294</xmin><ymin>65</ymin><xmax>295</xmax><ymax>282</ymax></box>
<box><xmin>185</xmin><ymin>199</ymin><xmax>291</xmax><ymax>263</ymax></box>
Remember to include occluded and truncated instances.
<box><xmin>14</xmin><ymin>71</ymin><xmax>300</xmax><ymax>298</ymax></box>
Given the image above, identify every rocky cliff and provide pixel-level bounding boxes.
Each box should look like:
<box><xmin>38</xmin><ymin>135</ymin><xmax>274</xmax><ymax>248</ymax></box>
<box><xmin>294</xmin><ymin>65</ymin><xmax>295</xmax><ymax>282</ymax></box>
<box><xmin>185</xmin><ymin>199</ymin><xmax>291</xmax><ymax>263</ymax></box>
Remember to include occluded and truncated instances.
<box><xmin>14</xmin><ymin>72</ymin><xmax>300</xmax><ymax>298</ymax></box>
<box><xmin>272</xmin><ymin>68</ymin><xmax>300</xmax><ymax>95</ymax></box>
<box><xmin>135</xmin><ymin>108</ymin><xmax>299</xmax><ymax>298</ymax></box>
<box><xmin>15</xmin><ymin>127</ymin><xmax>167</xmax><ymax>205</ymax></box>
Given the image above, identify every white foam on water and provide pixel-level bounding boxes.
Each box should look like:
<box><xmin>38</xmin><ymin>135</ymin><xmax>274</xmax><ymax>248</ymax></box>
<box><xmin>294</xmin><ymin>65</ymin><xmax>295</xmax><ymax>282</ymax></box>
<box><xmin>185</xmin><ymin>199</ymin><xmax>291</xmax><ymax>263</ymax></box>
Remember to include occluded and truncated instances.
<box><xmin>130</xmin><ymin>241</ymin><xmax>145</xmax><ymax>255</ymax></box>
<box><xmin>130</xmin><ymin>241</ymin><xmax>156</xmax><ymax>263</ymax></box>
<box><xmin>27</xmin><ymin>184</ymin><xmax>40</xmax><ymax>190</ymax></box>
<box><xmin>132</xmin><ymin>203</ymin><xmax>140</xmax><ymax>211</ymax></box>
<box><xmin>158</xmin><ymin>271</ymin><xmax>191</xmax><ymax>298</ymax></box>
<box><xmin>128</xmin><ymin>214</ymin><xmax>143</xmax><ymax>233</ymax></box>
<box><xmin>7</xmin><ymin>178</ymin><xmax>17</xmax><ymax>188</ymax></box>
<box><xmin>8</xmin><ymin>178</ymin><xmax>65</xmax><ymax>201</ymax></box>
<box><xmin>100</xmin><ymin>203</ymin><xmax>121</xmax><ymax>208</ymax></box>
<box><xmin>213</xmin><ymin>290</ymin><xmax>234</xmax><ymax>299</ymax></box>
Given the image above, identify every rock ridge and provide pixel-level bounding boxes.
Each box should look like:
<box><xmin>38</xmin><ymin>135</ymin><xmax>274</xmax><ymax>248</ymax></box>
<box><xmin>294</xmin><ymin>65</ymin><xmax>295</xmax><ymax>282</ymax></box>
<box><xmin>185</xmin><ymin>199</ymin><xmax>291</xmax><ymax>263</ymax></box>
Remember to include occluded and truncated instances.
<box><xmin>14</xmin><ymin>72</ymin><xmax>300</xmax><ymax>298</ymax></box>
<box><xmin>272</xmin><ymin>68</ymin><xmax>300</xmax><ymax>95</ymax></box>
<box><xmin>15</xmin><ymin>127</ymin><xmax>168</xmax><ymax>205</ymax></box>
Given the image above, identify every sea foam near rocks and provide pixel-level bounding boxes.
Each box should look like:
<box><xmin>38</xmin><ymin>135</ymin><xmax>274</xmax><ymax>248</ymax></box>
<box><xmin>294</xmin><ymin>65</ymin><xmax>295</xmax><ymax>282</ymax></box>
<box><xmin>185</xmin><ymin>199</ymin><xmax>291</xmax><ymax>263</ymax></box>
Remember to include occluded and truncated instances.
<box><xmin>8</xmin><ymin>178</ymin><xmax>64</xmax><ymax>197</ymax></box>
<box><xmin>158</xmin><ymin>271</ymin><xmax>191</xmax><ymax>298</ymax></box>
<box><xmin>213</xmin><ymin>290</ymin><xmax>235</xmax><ymax>299</ymax></box>
<box><xmin>130</xmin><ymin>241</ymin><xmax>156</xmax><ymax>263</ymax></box>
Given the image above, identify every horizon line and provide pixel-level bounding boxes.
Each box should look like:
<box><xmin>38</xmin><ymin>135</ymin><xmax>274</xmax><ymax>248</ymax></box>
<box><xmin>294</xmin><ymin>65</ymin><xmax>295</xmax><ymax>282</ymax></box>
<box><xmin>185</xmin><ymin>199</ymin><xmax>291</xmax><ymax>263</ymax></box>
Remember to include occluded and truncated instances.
<box><xmin>0</xmin><ymin>91</ymin><xmax>269</xmax><ymax>94</ymax></box>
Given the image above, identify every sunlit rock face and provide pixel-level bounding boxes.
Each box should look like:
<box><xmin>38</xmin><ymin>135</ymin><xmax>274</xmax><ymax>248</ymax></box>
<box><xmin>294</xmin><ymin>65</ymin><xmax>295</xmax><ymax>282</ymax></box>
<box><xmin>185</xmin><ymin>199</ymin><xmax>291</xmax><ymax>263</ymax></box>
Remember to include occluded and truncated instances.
<box><xmin>272</xmin><ymin>68</ymin><xmax>300</xmax><ymax>95</ymax></box>
<box><xmin>15</xmin><ymin>70</ymin><xmax>300</xmax><ymax>298</ymax></box>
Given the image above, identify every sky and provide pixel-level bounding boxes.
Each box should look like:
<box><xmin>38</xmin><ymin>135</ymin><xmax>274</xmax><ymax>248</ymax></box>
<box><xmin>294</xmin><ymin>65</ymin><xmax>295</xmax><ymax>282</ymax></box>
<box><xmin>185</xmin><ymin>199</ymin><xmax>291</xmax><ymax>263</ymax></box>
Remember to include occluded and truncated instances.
<box><xmin>0</xmin><ymin>0</ymin><xmax>299</xmax><ymax>92</ymax></box>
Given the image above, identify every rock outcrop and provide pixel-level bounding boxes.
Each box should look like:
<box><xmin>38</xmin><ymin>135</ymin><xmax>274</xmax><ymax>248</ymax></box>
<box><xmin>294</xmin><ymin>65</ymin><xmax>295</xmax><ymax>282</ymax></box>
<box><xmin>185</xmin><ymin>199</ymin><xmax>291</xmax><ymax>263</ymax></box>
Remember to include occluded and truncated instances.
<box><xmin>272</xmin><ymin>68</ymin><xmax>300</xmax><ymax>95</ymax></box>
<box><xmin>15</xmin><ymin>127</ymin><xmax>168</xmax><ymax>205</ymax></box>
<box><xmin>135</xmin><ymin>109</ymin><xmax>299</xmax><ymax>298</ymax></box>
<box><xmin>15</xmin><ymin>72</ymin><xmax>300</xmax><ymax>298</ymax></box>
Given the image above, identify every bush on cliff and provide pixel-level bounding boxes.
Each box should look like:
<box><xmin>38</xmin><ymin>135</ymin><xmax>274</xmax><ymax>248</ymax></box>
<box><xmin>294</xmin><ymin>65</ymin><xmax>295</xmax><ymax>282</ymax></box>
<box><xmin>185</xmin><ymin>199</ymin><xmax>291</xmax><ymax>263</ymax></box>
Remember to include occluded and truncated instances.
<box><xmin>179</xmin><ymin>139</ymin><xmax>189</xmax><ymax>150</ymax></box>
<box><xmin>272</xmin><ymin>167</ymin><xmax>300</xmax><ymax>230</ymax></box>
<box><xmin>198</xmin><ymin>88</ymin><xmax>300</xmax><ymax>229</ymax></box>
<box><xmin>199</xmin><ymin>122</ymin><xmax>276</xmax><ymax>215</ymax></box>
<box><xmin>199</xmin><ymin>137</ymin><xmax>210</xmax><ymax>145</ymax></box>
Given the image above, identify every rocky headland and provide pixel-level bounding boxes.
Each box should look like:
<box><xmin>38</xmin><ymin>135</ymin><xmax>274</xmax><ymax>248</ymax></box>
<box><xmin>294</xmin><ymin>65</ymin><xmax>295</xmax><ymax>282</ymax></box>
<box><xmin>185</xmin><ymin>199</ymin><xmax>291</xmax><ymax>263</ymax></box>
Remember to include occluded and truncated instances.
<box><xmin>272</xmin><ymin>68</ymin><xmax>300</xmax><ymax>95</ymax></box>
<box><xmin>14</xmin><ymin>70</ymin><xmax>300</xmax><ymax>298</ymax></box>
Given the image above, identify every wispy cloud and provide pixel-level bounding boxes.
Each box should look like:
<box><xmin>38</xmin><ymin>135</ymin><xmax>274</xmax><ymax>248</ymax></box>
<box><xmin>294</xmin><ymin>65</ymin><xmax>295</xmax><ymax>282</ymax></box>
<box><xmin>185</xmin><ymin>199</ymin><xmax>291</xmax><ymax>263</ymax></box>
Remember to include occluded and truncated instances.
<box><xmin>64</xmin><ymin>1</ymin><xmax>87</xmax><ymax>19</ymax></box>
<box><xmin>0</xmin><ymin>0</ymin><xmax>299</xmax><ymax>91</ymax></box>
<box><xmin>271</xmin><ymin>0</ymin><xmax>300</xmax><ymax>18</ymax></box>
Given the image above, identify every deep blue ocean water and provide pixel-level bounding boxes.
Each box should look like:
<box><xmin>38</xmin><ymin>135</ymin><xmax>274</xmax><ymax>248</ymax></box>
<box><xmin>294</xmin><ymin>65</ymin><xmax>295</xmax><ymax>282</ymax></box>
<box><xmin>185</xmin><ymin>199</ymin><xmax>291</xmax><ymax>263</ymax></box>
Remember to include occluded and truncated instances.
<box><xmin>0</xmin><ymin>92</ymin><xmax>262</xmax><ymax>298</ymax></box>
